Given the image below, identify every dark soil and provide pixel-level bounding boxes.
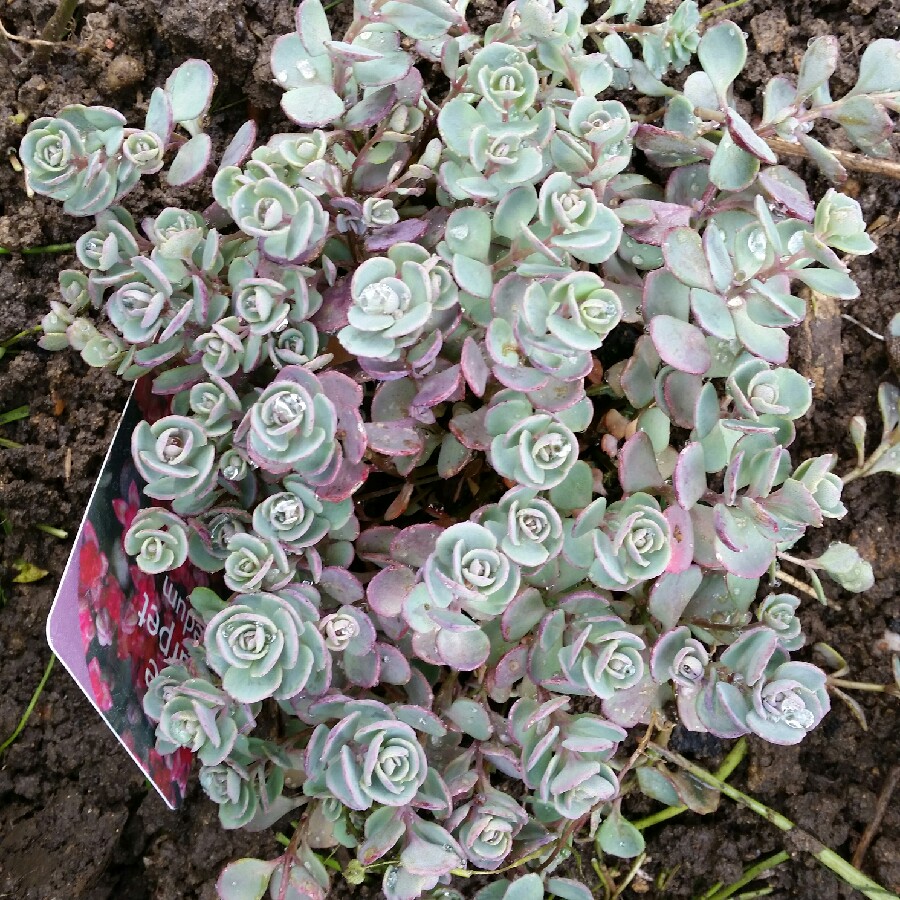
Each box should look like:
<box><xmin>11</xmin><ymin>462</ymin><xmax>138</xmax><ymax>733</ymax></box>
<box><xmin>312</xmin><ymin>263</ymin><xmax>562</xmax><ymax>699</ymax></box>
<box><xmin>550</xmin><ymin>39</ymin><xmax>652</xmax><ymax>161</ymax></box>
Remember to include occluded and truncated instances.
<box><xmin>0</xmin><ymin>1</ymin><xmax>898</xmax><ymax>898</ymax></box>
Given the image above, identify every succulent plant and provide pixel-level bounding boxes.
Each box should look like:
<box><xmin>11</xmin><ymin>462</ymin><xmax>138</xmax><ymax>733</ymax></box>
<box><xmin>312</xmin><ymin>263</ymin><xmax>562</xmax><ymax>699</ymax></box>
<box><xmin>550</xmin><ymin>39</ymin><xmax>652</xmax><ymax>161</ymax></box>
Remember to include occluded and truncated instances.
<box><xmin>338</xmin><ymin>249</ymin><xmax>435</xmax><ymax>361</ymax></box>
<box><xmin>123</xmin><ymin>507</ymin><xmax>189</xmax><ymax>574</ymax></box>
<box><xmin>27</xmin><ymin>0</ymin><xmax>894</xmax><ymax>894</ymax></box>
<box><xmin>204</xmin><ymin>590</ymin><xmax>330</xmax><ymax>703</ymax></box>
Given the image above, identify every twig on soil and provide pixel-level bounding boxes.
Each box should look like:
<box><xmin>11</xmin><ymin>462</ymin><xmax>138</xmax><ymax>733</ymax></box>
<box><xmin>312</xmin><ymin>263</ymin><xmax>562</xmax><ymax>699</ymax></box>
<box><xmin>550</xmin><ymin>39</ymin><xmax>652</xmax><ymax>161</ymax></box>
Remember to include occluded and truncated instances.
<box><xmin>34</xmin><ymin>523</ymin><xmax>69</xmax><ymax>539</ymax></box>
<box><xmin>852</xmin><ymin>765</ymin><xmax>900</xmax><ymax>869</ymax></box>
<box><xmin>648</xmin><ymin>741</ymin><xmax>900</xmax><ymax>900</ymax></box>
<box><xmin>842</xmin><ymin>314</ymin><xmax>885</xmax><ymax>341</ymax></box>
<box><xmin>0</xmin><ymin>654</ymin><xmax>56</xmax><ymax>756</ymax></box>
<box><xmin>0</xmin><ymin>17</ymin><xmax>61</xmax><ymax>49</ymax></box>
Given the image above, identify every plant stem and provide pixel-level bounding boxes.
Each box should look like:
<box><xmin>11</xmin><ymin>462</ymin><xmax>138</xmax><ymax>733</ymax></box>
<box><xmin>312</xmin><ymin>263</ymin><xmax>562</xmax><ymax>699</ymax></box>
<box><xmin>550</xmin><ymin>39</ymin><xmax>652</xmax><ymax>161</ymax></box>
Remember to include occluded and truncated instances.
<box><xmin>0</xmin><ymin>242</ymin><xmax>76</xmax><ymax>256</ymax></box>
<box><xmin>702</xmin><ymin>0</ymin><xmax>753</xmax><ymax>19</ymax></box>
<box><xmin>703</xmin><ymin>851</ymin><xmax>790</xmax><ymax>900</ymax></box>
<box><xmin>690</xmin><ymin>108</ymin><xmax>900</xmax><ymax>182</ymax></box>
<box><xmin>648</xmin><ymin>742</ymin><xmax>900</xmax><ymax>900</ymax></box>
<box><xmin>0</xmin><ymin>655</ymin><xmax>55</xmax><ymax>756</ymax></box>
<box><xmin>827</xmin><ymin>677</ymin><xmax>900</xmax><ymax>695</ymax></box>
<box><xmin>40</xmin><ymin>0</ymin><xmax>79</xmax><ymax>43</ymax></box>
<box><xmin>633</xmin><ymin>737</ymin><xmax>748</xmax><ymax>830</ymax></box>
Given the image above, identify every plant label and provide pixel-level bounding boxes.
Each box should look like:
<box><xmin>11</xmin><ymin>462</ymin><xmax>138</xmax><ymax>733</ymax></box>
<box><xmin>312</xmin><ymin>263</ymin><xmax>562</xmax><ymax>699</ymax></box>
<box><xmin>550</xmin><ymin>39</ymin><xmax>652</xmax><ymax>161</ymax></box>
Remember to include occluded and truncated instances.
<box><xmin>47</xmin><ymin>381</ymin><xmax>209</xmax><ymax>809</ymax></box>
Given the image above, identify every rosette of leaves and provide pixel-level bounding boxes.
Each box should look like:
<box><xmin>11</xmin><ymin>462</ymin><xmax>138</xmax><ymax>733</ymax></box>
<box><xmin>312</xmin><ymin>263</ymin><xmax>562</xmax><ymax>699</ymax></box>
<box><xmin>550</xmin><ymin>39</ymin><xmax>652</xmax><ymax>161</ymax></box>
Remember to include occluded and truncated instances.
<box><xmin>204</xmin><ymin>590</ymin><xmax>331</xmax><ymax>703</ymax></box>
<box><xmin>75</xmin><ymin>208</ymin><xmax>140</xmax><ymax>272</ymax></box>
<box><xmin>337</xmin><ymin>249</ymin><xmax>436</xmax><ymax>361</ymax></box>
<box><xmin>223</xmin><ymin>532</ymin><xmax>295</xmax><ymax>593</ymax></box>
<box><xmin>589</xmin><ymin>493</ymin><xmax>672</xmax><ymax>590</ymax></box>
<box><xmin>303</xmin><ymin>706</ymin><xmax>429</xmax><ymax>811</ymax></box>
<box><xmin>145</xmin><ymin>207</ymin><xmax>207</xmax><ymax>259</ymax></box>
<box><xmin>726</xmin><ymin>358</ymin><xmax>813</xmax><ymax>422</ymax></box>
<box><xmin>792</xmin><ymin>455</ymin><xmax>847</xmax><ymax>519</ymax></box>
<box><xmin>450</xmin><ymin>788</ymin><xmax>529</xmax><ymax>870</ymax></box>
<box><xmin>199</xmin><ymin>754</ymin><xmax>284</xmax><ymax>830</ymax></box>
<box><xmin>131</xmin><ymin>414</ymin><xmax>216</xmax><ymax>510</ymax></box>
<box><xmin>20</xmin><ymin>115</ymin><xmax>91</xmax><ymax>205</ymax></box>
<box><xmin>420</xmin><ymin>521</ymin><xmax>521</xmax><ymax>623</ymax></box>
<box><xmin>106</xmin><ymin>257</ymin><xmax>176</xmax><ymax>345</ymax></box>
<box><xmin>756</xmin><ymin>593</ymin><xmax>804</xmax><ymax>651</ymax></box>
<box><xmin>144</xmin><ymin>669</ymin><xmax>246</xmax><ymax>766</ymax></box>
<box><xmin>536</xmin><ymin>172</ymin><xmax>623</xmax><ymax>264</ymax></box>
<box><xmin>212</xmin><ymin>163</ymin><xmax>329</xmax><ymax>262</ymax></box>
<box><xmin>187</xmin><ymin>506</ymin><xmax>252</xmax><ymax>573</ymax></box>
<box><xmin>171</xmin><ymin>377</ymin><xmax>242</xmax><ymax>438</ymax></box>
<box><xmin>510</xmin><ymin>699</ymin><xmax>626</xmax><ymax>821</ymax></box>
<box><xmin>468</xmin><ymin>43</ymin><xmax>539</xmax><ymax>116</ymax></box>
<box><xmin>123</xmin><ymin>507</ymin><xmax>189</xmax><ymax>574</ymax></box>
<box><xmin>252</xmin><ymin>474</ymin><xmax>354</xmax><ymax>563</ymax></box>
<box><xmin>238</xmin><ymin>366</ymin><xmax>338</xmax><ymax>477</ymax></box>
<box><xmin>650</xmin><ymin>625</ymin><xmax>709</xmax><ymax>731</ymax></box>
<box><xmin>477</xmin><ymin>486</ymin><xmax>564</xmax><ymax>568</ymax></box>
<box><xmin>747</xmin><ymin>662</ymin><xmax>830</xmax><ymax>745</ymax></box>
<box><xmin>486</xmin><ymin>393</ymin><xmax>581</xmax><ymax>491</ymax></box>
<box><xmin>531</xmin><ymin>610</ymin><xmax>647</xmax><ymax>700</ymax></box>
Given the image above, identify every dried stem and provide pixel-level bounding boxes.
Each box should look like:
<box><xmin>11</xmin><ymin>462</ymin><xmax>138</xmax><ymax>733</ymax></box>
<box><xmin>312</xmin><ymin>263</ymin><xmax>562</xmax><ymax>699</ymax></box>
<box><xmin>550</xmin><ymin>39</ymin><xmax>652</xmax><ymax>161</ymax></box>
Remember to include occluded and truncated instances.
<box><xmin>0</xmin><ymin>16</ymin><xmax>61</xmax><ymax>49</ymax></box>
<box><xmin>692</xmin><ymin>106</ymin><xmax>900</xmax><ymax>181</ymax></box>
<box><xmin>648</xmin><ymin>742</ymin><xmax>900</xmax><ymax>900</ymax></box>
<box><xmin>852</xmin><ymin>765</ymin><xmax>900</xmax><ymax>869</ymax></box>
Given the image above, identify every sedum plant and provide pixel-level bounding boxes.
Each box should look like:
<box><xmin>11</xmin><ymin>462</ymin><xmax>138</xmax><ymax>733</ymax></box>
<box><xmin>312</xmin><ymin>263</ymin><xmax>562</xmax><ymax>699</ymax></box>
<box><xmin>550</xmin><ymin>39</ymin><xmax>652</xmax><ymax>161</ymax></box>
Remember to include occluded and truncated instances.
<box><xmin>25</xmin><ymin>0</ymin><xmax>896</xmax><ymax>896</ymax></box>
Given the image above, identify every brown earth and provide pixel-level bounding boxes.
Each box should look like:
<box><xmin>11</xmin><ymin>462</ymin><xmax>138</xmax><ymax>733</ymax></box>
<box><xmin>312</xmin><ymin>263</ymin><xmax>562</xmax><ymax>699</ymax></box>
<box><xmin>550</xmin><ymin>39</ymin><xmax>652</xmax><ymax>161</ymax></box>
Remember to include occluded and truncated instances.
<box><xmin>0</xmin><ymin>1</ymin><xmax>898</xmax><ymax>898</ymax></box>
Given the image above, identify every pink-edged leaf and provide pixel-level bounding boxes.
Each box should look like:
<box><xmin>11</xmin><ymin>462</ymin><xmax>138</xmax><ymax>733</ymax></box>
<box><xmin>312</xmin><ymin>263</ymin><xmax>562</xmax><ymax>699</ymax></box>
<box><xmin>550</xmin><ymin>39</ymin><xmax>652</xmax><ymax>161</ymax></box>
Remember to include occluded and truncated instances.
<box><xmin>500</xmin><ymin>588</ymin><xmax>547</xmax><ymax>643</ymax></box>
<box><xmin>674</xmin><ymin>442</ymin><xmax>707</xmax><ymax>509</ymax></box>
<box><xmin>488</xmin><ymin>646</ymin><xmax>529</xmax><ymax>701</ymax></box>
<box><xmin>662</xmin><ymin>228</ymin><xmax>715</xmax><ymax>292</ymax></box>
<box><xmin>318</xmin><ymin>370</ymin><xmax>366</xmax><ymax>463</ymax></box>
<box><xmin>166</xmin><ymin>133</ymin><xmax>212</xmax><ymax>186</ymax></box>
<box><xmin>649</xmin><ymin>315</ymin><xmax>712</xmax><ymax>375</ymax></box>
<box><xmin>358</xmin><ymin>809</ymin><xmax>406</xmax><ymax>867</ymax></box>
<box><xmin>364</xmin><ymin>421</ymin><xmax>424</xmax><ymax>457</ymax></box>
<box><xmin>618</xmin><ymin>431</ymin><xmax>664</xmax><ymax>493</ymax></box>
<box><xmin>758</xmin><ymin>167</ymin><xmax>815</xmax><ymax>221</ymax></box>
<box><xmin>411</xmin><ymin>364</ymin><xmax>462</xmax><ymax>411</ymax></box>
<box><xmin>216</xmin><ymin>858</ymin><xmax>278</xmax><ymax>900</ymax></box>
<box><xmin>664</xmin><ymin>503</ymin><xmax>695</xmax><ymax>573</ymax></box>
<box><xmin>356</xmin><ymin>526</ymin><xmax>399</xmax><ymax>565</ymax></box>
<box><xmin>377</xmin><ymin>643</ymin><xmax>412</xmax><ymax>685</ymax></box>
<box><xmin>726</xmin><ymin>109</ymin><xmax>777</xmax><ymax>164</ymax></box>
<box><xmin>391</xmin><ymin>524</ymin><xmax>442</xmax><ymax>568</ymax></box>
<box><xmin>448</xmin><ymin>406</ymin><xmax>491</xmax><ymax>451</ymax></box>
<box><xmin>310</xmin><ymin>277</ymin><xmax>351</xmax><ymax>334</ymax></box>
<box><xmin>436</xmin><ymin>627</ymin><xmax>490</xmax><ymax>671</ymax></box>
<box><xmin>220</xmin><ymin>121</ymin><xmax>258</xmax><ymax>169</ymax></box>
<box><xmin>625</xmin><ymin>199</ymin><xmax>693</xmax><ymax>246</ymax></box>
<box><xmin>461</xmin><ymin>336</ymin><xmax>489</xmax><ymax>397</ymax></box>
<box><xmin>343</xmin><ymin>648</ymin><xmax>380</xmax><ymax>688</ymax></box>
<box><xmin>367</xmin><ymin>566</ymin><xmax>417</xmax><ymax>618</ymax></box>
<box><xmin>316</xmin><ymin>457</ymin><xmax>369</xmax><ymax>502</ymax></box>
<box><xmin>318</xmin><ymin>567</ymin><xmax>364</xmax><ymax>605</ymax></box>
<box><xmin>365</xmin><ymin>217</ymin><xmax>429</xmax><ymax>252</ymax></box>
<box><xmin>649</xmin><ymin>565</ymin><xmax>702</xmax><ymax>631</ymax></box>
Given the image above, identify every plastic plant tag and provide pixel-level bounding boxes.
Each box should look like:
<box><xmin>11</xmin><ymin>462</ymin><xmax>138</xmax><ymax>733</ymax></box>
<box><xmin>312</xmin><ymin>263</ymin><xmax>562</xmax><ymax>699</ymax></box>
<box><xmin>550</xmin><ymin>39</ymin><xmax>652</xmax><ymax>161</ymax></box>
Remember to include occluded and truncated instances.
<box><xmin>47</xmin><ymin>380</ymin><xmax>209</xmax><ymax>809</ymax></box>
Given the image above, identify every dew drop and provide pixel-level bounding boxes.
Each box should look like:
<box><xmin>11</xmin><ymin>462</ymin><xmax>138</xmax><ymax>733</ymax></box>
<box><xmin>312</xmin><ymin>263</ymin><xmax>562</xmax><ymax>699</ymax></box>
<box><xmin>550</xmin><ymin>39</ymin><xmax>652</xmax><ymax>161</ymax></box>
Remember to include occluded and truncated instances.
<box><xmin>449</xmin><ymin>224</ymin><xmax>469</xmax><ymax>240</ymax></box>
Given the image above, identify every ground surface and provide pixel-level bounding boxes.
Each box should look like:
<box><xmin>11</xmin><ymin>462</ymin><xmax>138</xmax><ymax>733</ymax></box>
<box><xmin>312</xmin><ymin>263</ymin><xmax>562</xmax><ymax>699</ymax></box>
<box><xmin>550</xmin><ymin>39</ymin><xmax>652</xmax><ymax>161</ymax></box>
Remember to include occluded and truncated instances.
<box><xmin>0</xmin><ymin>0</ymin><xmax>898</xmax><ymax>898</ymax></box>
